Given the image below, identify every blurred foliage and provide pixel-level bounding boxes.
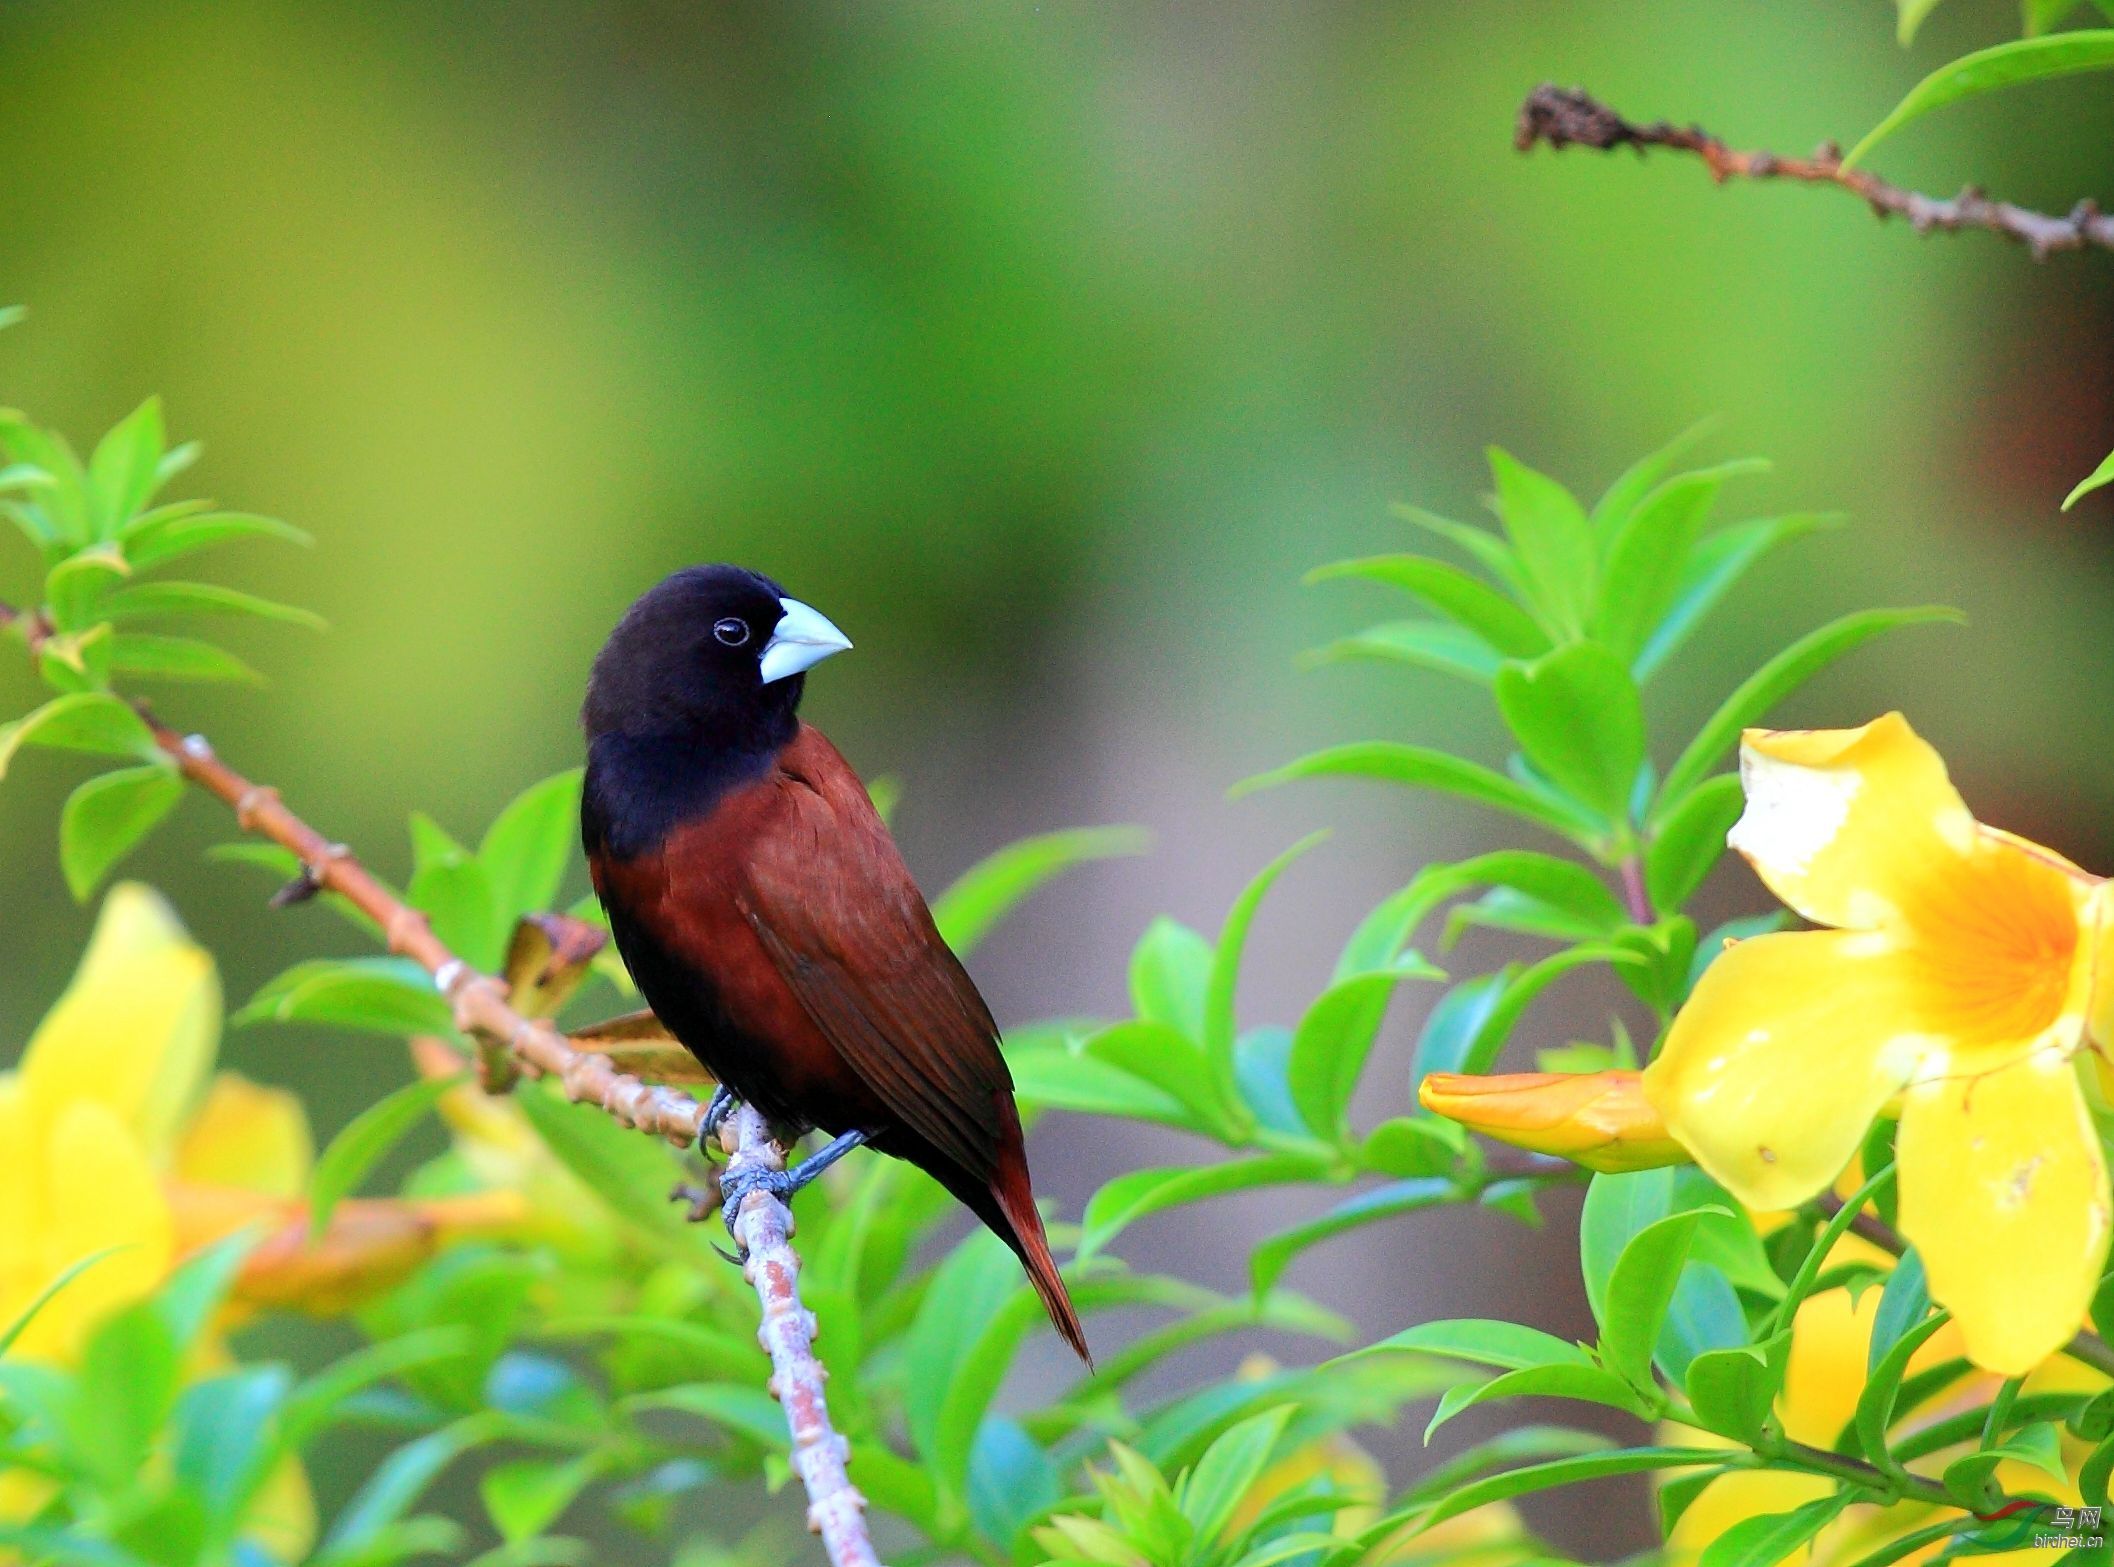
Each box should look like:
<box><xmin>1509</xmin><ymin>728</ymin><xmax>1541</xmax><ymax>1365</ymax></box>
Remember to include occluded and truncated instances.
<box><xmin>14</xmin><ymin>350</ymin><xmax>2112</xmax><ymax>1561</ymax></box>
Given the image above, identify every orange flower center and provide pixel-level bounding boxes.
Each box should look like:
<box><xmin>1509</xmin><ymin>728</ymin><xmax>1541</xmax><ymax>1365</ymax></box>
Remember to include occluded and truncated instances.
<box><xmin>1904</xmin><ymin>836</ymin><xmax>2082</xmax><ymax>1055</ymax></box>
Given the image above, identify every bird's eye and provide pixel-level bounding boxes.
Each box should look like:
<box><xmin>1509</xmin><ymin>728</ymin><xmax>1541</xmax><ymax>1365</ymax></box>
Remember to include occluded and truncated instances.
<box><xmin>713</xmin><ymin>617</ymin><xmax>750</xmax><ymax>647</ymax></box>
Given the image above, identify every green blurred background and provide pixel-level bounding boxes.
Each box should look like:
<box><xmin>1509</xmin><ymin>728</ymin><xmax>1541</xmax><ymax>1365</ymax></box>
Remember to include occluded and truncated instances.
<box><xmin>2</xmin><ymin>1</ymin><xmax>2109</xmax><ymax>1554</ymax></box>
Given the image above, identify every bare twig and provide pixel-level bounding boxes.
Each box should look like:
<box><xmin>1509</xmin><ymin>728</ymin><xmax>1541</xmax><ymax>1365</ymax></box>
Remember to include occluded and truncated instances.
<box><xmin>1516</xmin><ymin>84</ymin><xmax>2114</xmax><ymax>260</ymax></box>
<box><xmin>0</xmin><ymin>599</ymin><xmax>882</xmax><ymax>1567</ymax></box>
<box><xmin>721</xmin><ymin>1104</ymin><xmax>878</xmax><ymax>1567</ymax></box>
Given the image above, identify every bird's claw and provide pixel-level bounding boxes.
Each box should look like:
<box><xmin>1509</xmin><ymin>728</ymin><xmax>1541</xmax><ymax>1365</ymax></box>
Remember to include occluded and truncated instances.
<box><xmin>717</xmin><ymin>1166</ymin><xmax>796</xmax><ymax>1251</ymax></box>
<box><xmin>697</xmin><ymin>1085</ymin><xmax>738</xmax><ymax>1153</ymax></box>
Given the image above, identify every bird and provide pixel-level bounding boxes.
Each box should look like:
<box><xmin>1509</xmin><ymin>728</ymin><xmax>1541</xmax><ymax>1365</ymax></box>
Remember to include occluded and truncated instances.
<box><xmin>580</xmin><ymin>564</ymin><xmax>1089</xmax><ymax>1363</ymax></box>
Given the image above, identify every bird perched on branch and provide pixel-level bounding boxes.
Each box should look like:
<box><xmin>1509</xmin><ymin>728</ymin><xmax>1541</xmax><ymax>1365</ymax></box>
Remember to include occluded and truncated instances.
<box><xmin>580</xmin><ymin>565</ymin><xmax>1089</xmax><ymax>1362</ymax></box>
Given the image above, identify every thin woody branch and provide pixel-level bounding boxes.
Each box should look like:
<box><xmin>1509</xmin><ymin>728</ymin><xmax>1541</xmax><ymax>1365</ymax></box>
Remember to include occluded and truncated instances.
<box><xmin>0</xmin><ymin>599</ymin><xmax>882</xmax><ymax>1567</ymax></box>
<box><xmin>1516</xmin><ymin>83</ymin><xmax>2114</xmax><ymax>260</ymax></box>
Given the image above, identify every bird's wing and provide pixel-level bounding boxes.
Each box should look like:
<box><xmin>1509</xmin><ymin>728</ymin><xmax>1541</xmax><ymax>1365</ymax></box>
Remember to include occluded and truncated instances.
<box><xmin>736</xmin><ymin>728</ymin><xmax>1012</xmax><ymax>1182</ymax></box>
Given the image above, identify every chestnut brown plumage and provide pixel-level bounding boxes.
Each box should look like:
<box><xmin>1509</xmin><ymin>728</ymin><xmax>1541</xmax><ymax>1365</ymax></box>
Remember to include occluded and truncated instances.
<box><xmin>581</xmin><ymin>565</ymin><xmax>1088</xmax><ymax>1363</ymax></box>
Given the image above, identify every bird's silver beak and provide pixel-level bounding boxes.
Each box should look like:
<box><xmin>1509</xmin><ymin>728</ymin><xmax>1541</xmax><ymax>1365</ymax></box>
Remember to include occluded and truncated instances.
<box><xmin>759</xmin><ymin>596</ymin><xmax>853</xmax><ymax>684</ymax></box>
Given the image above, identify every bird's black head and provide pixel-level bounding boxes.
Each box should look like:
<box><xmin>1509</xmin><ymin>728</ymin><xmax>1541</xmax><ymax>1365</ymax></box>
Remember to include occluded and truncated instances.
<box><xmin>582</xmin><ymin>565</ymin><xmax>854</xmax><ymax>750</ymax></box>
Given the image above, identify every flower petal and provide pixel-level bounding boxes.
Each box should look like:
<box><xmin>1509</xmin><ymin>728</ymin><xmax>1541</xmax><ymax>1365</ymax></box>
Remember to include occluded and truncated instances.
<box><xmin>20</xmin><ymin>883</ymin><xmax>220</xmax><ymax>1161</ymax></box>
<box><xmin>1727</xmin><ymin>714</ymin><xmax>1976</xmax><ymax>931</ymax></box>
<box><xmin>1644</xmin><ymin>929</ymin><xmax>1929</xmax><ymax>1210</ymax></box>
<box><xmin>18</xmin><ymin>1101</ymin><xmax>174</xmax><ymax>1360</ymax></box>
<box><xmin>175</xmin><ymin>1072</ymin><xmax>313</xmax><ymax>1198</ymax></box>
<box><xmin>1898</xmin><ymin>1055</ymin><xmax>2110</xmax><ymax>1376</ymax></box>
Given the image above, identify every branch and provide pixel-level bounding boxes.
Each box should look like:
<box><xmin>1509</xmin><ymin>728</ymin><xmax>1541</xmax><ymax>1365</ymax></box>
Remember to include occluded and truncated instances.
<box><xmin>0</xmin><ymin>601</ymin><xmax>883</xmax><ymax>1567</ymax></box>
<box><xmin>1516</xmin><ymin>84</ymin><xmax>2114</xmax><ymax>260</ymax></box>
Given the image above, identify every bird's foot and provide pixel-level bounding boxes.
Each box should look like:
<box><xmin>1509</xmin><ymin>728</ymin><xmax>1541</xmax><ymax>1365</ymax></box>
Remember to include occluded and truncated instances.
<box><xmin>669</xmin><ymin>1178</ymin><xmax>721</xmax><ymax>1225</ymax></box>
<box><xmin>697</xmin><ymin>1085</ymin><xmax>739</xmax><ymax>1151</ymax></box>
<box><xmin>716</xmin><ymin>1130</ymin><xmax>870</xmax><ymax>1256</ymax></box>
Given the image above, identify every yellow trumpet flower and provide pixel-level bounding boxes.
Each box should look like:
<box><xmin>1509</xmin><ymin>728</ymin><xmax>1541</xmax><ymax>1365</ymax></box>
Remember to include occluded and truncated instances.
<box><xmin>1643</xmin><ymin>714</ymin><xmax>2114</xmax><ymax>1375</ymax></box>
<box><xmin>0</xmin><ymin>884</ymin><xmax>520</xmax><ymax>1359</ymax></box>
<box><xmin>1417</xmin><ymin>1068</ymin><xmax>1692</xmax><ymax>1173</ymax></box>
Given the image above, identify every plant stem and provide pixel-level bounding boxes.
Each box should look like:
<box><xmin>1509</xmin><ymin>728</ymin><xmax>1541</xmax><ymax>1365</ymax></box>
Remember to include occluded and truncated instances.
<box><xmin>1515</xmin><ymin>84</ymin><xmax>2114</xmax><ymax>260</ymax></box>
<box><xmin>1618</xmin><ymin>855</ymin><xmax>1654</xmax><ymax>925</ymax></box>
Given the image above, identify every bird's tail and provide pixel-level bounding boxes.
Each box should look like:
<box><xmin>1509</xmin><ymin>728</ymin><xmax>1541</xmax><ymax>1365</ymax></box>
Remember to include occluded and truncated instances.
<box><xmin>989</xmin><ymin>1152</ymin><xmax>1092</xmax><ymax>1367</ymax></box>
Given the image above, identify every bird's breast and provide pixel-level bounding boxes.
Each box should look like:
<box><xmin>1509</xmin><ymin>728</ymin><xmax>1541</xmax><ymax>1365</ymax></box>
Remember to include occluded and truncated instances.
<box><xmin>587</xmin><ymin>771</ymin><xmax>892</xmax><ymax>1137</ymax></box>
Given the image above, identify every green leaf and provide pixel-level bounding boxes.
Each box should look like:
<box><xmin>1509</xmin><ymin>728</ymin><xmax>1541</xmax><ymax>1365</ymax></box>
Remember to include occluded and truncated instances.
<box><xmin>1589</xmin><ymin>419</ymin><xmax>1719</xmax><ymax>539</ymax></box>
<box><xmin>1344</xmin><ymin>1317</ymin><xmax>1594</xmax><ymax>1372</ymax></box>
<box><xmin>0</xmin><ymin>1246</ymin><xmax>127</xmax><ymax>1355</ymax></box>
<box><xmin>1634</xmin><ymin>513</ymin><xmax>1844</xmax><ymax>682</ymax></box>
<box><xmin>1180</xmin><ymin>1405</ymin><xmax>1293</xmax><ymax>1542</ymax></box>
<box><xmin>1287</xmin><ymin>957</ymin><xmax>1442</xmax><ymax>1140</ymax></box>
<box><xmin>1306</xmin><ymin>555</ymin><xmax>1547</xmax><ymax>658</ymax></box>
<box><xmin>1361</xmin><ymin>1116</ymin><xmax>1465</xmax><ymax>1176</ymax></box>
<box><xmin>904</xmin><ymin>1232</ymin><xmax>1023</xmax><ymax>1473</ymax></box>
<box><xmin>1494</xmin><ymin>641</ymin><xmax>1646</xmax><ymax>821</ymax></box>
<box><xmin>1422</xmin><ymin>1363</ymin><xmax>1654</xmax><ymax>1438</ymax></box>
<box><xmin>931</xmin><ymin>826</ymin><xmax>1147</xmax><ymax>955</ymax></box>
<box><xmin>1203</xmin><ymin>834</ymin><xmax>1325</xmax><ymax>1122</ymax></box>
<box><xmin>1130</xmin><ymin>916</ymin><xmax>1213</xmax><ymax>1041</ymax></box>
<box><xmin>45</xmin><ymin>543</ymin><xmax>132</xmax><ymax>631</ymax></box>
<box><xmin>1488</xmin><ymin>447</ymin><xmax>1596</xmax><ymax>638</ymax></box>
<box><xmin>1409</xmin><ymin>972</ymin><xmax>1509</xmax><ymax>1083</ymax></box>
<box><xmin>1009</xmin><ymin>1041</ymin><xmax>1192</xmax><ymax>1127</ymax></box>
<box><xmin>1867</xmin><ymin>1248</ymin><xmax>1930</xmax><ymax>1373</ymax></box>
<box><xmin>1390</xmin><ymin>504</ymin><xmax>1533</xmax><ymax>597</ymax></box>
<box><xmin>1340</xmin><ymin>852</ymin><xmax>1622</xmax><ymax>982</ymax></box>
<box><xmin>1943</xmin><ymin>1419</ymin><xmax>2069</xmax><ymax>1510</ymax></box>
<box><xmin>1847</xmin><ymin>31</ymin><xmax>2114</xmax><ymax>167</ymax></box>
<box><xmin>103</xmin><ymin>581</ymin><xmax>325</xmax><ymax>629</ymax></box>
<box><xmin>478</xmin><ymin>769</ymin><xmax>583</xmax><ymax>919</ymax></box>
<box><xmin>966</xmin><ymin>1419</ymin><xmax>1059</xmax><ymax>1550</ymax></box>
<box><xmin>1655</xmin><ymin>607</ymin><xmax>1961</xmax><ymax>813</ymax></box>
<box><xmin>59</xmin><ymin>763</ymin><xmax>183</xmax><ymax>900</ymax></box>
<box><xmin>0</xmin><ymin>411</ymin><xmax>89</xmax><ymax>546</ymax></box>
<box><xmin>1394</xmin><ymin>1446</ymin><xmax>1723</xmax><ymax>1535</ymax></box>
<box><xmin>1082</xmin><ymin>1020</ymin><xmax>1238</xmax><ymax>1137</ymax></box>
<box><xmin>0</xmin><ymin>691</ymin><xmax>159</xmax><ymax>778</ymax></box>
<box><xmin>1456</xmin><ymin>943</ymin><xmax>1643</xmax><ymax>1076</ymax></box>
<box><xmin>1645</xmin><ymin>774</ymin><xmax>1744</xmax><ymax>912</ymax></box>
<box><xmin>310</xmin><ymin>1073</ymin><xmax>467</xmax><ymax>1236</ymax></box>
<box><xmin>1684</xmin><ymin>1341</ymin><xmax>1782</xmax><ymax>1444</ymax></box>
<box><xmin>2065</xmin><ymin>448</ymin><xmax>2114</xmax><ymax>511</ymax></box>
<box><xmin>1896</xmin><ymin>0</ymin><xmax>1950</xmax><ymax>45</ymax></box>
<box><xmin>1853</xmin><ymin>1310</ymin><xmax>1951</xmax><ymax>1487</ymax></box>
<box><xmin>407</xmin><ymin>856</ymin><xmax>505</xmax><ymax>974</ymax></box>
<box><xmin>1234</xmin><ymin>742</ymin><xmax>1600</xmax><ymax>845</ymax></box>
<box><xmin>323</xmin><ymin>1416</ymin><xmax>503</xmax><ymax>1553</ymax></box>
<box><xmin>1699</xmin><ymin>1495</ymin><xmax>1851</xmax><ymax>1567</ymax></box>
<box><xmin>122</xmin><ymin>509</ymin><xmax>310</xmax><ymax>570</ymax></box>
<box><xmin>1300</xmin><ymin>619</ymin><xmax>1503</xmax><ymax>685</ymax></box>
<box><xmin>1594</xmin><ymin>463</ymin><xmax>1763</xmax><ymax>661</ymax></box>
<box><xmin>1250</xmin><ymin>1179</ymin><xmax>1453</xmax><ymax>1296</ymax></box>
<box><xmin>1599</xmin><ymin>1209</ymin><xmax>1716</xmax><ymax>1393</ymax></box>
<box><xmin>235</xmin><ymin>956</ymin><xmax>453</xmax><ymax>1034</ymax></box>
<box><xmin>482</xmin><ymin>1455</ymin><xmax>606</xmax><ymax>1543</ymax></box>
<box><xmin>1078</xmin><ymin>1153</ymin><xmax>1333</xmax><ymax>1262</ymax></box>
<box><xmin>74</xmin><ymin>1301</ymin><xmax>181</xmax><ymax>1482</ymax></box>
<box><xmin>86</xmin><ymin>397</ymin><xmax>166</xmax><ymax>537</ymax></box>
<box><xmin>108</xmin><ymin>632</ymin><xmax>264</xmax><ymax>684</ymax></box>
<box><xmin>513</xmin><ymin>1081</ymin><xmax>709</xmax><ymax>1245</ymax></box>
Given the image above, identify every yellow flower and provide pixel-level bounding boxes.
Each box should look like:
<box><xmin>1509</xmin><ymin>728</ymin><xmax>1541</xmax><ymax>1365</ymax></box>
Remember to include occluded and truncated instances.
<box><xmin>1417</xmin><ymin>1069</ymin><xmax>1691</xmax><ymax>1173</ymax></box>
<box><xmin>1643</xmin><ymin>714</ymin><xmax>2113</xmax><ymax>1375</ymax></box>
<box><xmin>1</xmin><ymin>884</ymin><xmax>514</xmax><ymax>1358</ymax></box>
